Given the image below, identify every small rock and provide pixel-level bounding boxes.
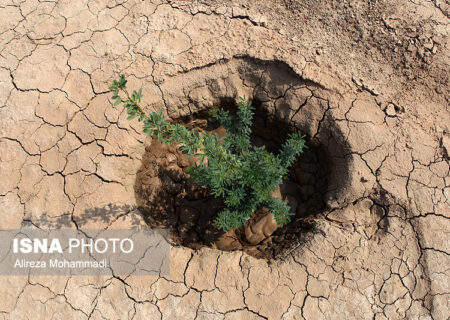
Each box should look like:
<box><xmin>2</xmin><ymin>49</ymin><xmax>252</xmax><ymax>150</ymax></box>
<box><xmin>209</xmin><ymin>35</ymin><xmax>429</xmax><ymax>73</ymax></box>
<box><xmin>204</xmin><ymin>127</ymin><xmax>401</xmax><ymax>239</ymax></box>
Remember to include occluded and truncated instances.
<box><xmin>166</xmin><ymin>152</ymin><xmax>177</xmax><ymax>164</ymax></box>
<box><xmin>168</xmin><ymin>143</ymin><xmax>179</xmax><ymax>153</ymax></box>
<box><xmin>423</xmin><ymin>39</ymin><xmax>433</xmax><ymax>50</ymax></box>
<box><xmin>232</xmin><ymin>6</ymin><xmax>246</xmax><ymax>17</ymax></box>
<box><xmin>245</xmin><ymin>209</ymin><xmax>279</xmax><ymax>245</ymax></box>
<box><xmin>371</xmin><ymin>204</ymin><xmax>385</xmax><ymax>219</ymax></box>
<box><xmin>215</xmin><ymin>229</ymin><xmax>242</xmax><ymax>250</ymax></box>
<box><xmin>417</xmin><ymin>47</ymin><xmax>425</xmax><ymax>58</ymax></box>
<box><xmin>352</xmin><ymin>77</ymin><xmax>362</xmax><ymax>87</ymax></box>
<box><xmin>382</xmin><ymin>18</ymin><xmax>395</xmax><ymax>29</ymax></box>
<box><xmin>189</xmin><ymin>6</ymin><xmax>199</xmax><ymax>15</ymax></box>
<box><xmin>407</xmin><ymin>43</ymin><xmax>415</xmax><ymax>52</ymax></box>
<box><xmin>177</xmin><ymin>157</ymin><xmax>190</xmax><ymax>168</ymax></box>
<box><xmin>175</xmin><ymin>149</ymin><xmax>190</xmax><ymax>167</ymax></box>
<box><xmin>214</xmin><ymin>6</ymin><xmax>227</xmax><ymax>15</ymax></box>
<box><xmin>196</xmin><ymin>4</ymin><xmax>210</xmax><ymax>14</ymax></box>
<box><xmin>369</xmin><ymin>87</ymin><xmax>379</xmax><ymax>96</ymax></box>
<box><xmin>385</xmin><ymin>104</ymin><xmax>397</xmax><ymax>116</ymax></box>
<box><xmin>259</xmin><ymin>15</ymin><xmax>268</xmax><ymax>27</ymax></box>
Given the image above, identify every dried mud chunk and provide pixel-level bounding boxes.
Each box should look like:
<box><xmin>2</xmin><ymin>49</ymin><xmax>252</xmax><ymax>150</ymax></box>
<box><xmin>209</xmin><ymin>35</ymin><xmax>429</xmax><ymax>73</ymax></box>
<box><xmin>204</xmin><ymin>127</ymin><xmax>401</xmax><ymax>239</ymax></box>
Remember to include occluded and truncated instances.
<box><xmin>165</xmin><ymin>164</ymin><xmax>185</xmax><ymax>182</ymax></box>
<box><xmin>245</xmin><ymin>209</ymin><xmax>279</xmax><ymax>245</ymax></box>
<box><xmin>210</xmin><ymin>126</ymin><xmax>227</xmax><ymax>139</ymax></box>
<box><xmin>150</xmin><ymin>138</ymin><xmax>170</xmax><ymax>158</ymax></box>
<box><xmin>165</xmin><ymin>152</ymin><xmax>177</xmax><ymax>164</ymax></box>
<box><xmin>186</xmin><ymin>153</ymin><xmax>205</xmax><ymax>168</ymax></box>
<box><xmin>215</xmin><ymin>229</ymin><xmax>242</xmax><ymax>251</ymax></box>
<box><xmin>244</xmin><ymin>187</ymin><xmax>284</xmax><ymax>245</ymax></box>
<box><xmin>175</xmin><ymin>148</ymin><xmax>190</xmax><ymax>167</ymax></box>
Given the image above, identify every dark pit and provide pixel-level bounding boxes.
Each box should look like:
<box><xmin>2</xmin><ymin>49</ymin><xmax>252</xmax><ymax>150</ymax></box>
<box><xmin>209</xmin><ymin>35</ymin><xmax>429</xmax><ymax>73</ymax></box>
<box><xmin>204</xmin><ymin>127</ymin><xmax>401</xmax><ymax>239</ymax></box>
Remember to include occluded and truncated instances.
<box><xmin>134</xmin><ymin>98</ymin><xmax>331</xmax><ymax>259</ymax></box>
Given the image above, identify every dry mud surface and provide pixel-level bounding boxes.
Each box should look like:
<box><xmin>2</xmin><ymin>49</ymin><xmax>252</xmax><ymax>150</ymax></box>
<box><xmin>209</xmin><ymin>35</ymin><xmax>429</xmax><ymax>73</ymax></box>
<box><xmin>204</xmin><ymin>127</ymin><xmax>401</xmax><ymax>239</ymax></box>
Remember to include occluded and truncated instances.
<box><xmin>0</xmin><ymin>0</ymin><xmax>449</xmax><ymax>319</ymax></box>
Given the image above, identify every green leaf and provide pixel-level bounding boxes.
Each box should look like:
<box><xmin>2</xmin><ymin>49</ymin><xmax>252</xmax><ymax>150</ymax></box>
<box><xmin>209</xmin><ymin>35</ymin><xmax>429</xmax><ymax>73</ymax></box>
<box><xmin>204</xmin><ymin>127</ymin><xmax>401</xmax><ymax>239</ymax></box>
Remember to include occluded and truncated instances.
<box><xmin>113</xmin><ymin>97</ymin><xmax>122</xmax><ymax>106</ymax></box>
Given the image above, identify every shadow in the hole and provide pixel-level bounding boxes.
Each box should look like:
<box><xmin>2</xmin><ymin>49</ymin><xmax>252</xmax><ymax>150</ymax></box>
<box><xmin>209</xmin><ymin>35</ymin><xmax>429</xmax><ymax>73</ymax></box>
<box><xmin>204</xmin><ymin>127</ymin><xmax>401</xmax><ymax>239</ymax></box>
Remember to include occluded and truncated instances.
<box><xmin>134</xmin><ymin>96</ymin><xmax>340</xmax><ymax>259</ymax></box>
<box><xmin>134</xmin><ymin>141</ymin><xmax>228</xmax><ymax>249</ymax></box>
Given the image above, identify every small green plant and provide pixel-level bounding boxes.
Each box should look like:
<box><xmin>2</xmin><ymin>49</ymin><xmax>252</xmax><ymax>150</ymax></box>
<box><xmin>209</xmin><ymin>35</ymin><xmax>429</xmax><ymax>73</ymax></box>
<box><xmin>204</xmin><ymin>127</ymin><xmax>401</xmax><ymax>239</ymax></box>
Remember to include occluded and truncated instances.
<box><xmin>110</xmin><ymin>75</ymin><xmax>306</xmax><ymax>231</ymax></box>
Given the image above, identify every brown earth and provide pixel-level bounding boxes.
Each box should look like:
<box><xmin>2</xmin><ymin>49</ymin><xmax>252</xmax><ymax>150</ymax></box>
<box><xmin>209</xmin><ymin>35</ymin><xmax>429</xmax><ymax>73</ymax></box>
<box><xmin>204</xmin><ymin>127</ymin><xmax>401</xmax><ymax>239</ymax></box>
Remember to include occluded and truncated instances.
<box><xmin>0</xmin><ymin>0</ymin><xmax>448</xmax><ymax>319</ymax></box>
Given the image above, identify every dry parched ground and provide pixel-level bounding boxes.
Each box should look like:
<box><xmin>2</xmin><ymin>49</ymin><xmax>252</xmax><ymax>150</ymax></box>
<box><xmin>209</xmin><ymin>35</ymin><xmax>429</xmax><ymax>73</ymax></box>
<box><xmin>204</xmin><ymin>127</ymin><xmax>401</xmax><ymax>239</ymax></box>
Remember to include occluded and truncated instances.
<box><xmin>0</xmin><ymin>0</ymin><xmax>449</xmax><ymax>319</ymax></box>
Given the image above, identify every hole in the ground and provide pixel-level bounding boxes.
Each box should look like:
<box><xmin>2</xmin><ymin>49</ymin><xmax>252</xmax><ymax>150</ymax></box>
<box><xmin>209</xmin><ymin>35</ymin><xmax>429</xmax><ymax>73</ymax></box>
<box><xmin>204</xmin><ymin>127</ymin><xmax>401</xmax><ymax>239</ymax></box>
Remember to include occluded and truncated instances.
<box><xmin>134</xmin><ymin>98</ymin><xmax>331</xmax><ymax>259</ymax></box>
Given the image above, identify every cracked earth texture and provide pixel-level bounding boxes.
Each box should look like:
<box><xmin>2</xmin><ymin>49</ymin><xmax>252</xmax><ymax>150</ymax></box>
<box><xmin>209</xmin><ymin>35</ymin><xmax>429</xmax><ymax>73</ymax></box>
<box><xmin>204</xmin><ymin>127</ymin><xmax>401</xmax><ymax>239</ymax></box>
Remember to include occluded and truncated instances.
<box><xmin>0</xmin><ymin>0</ymin><xmax>449</xmax><ymax>319</ymax></box>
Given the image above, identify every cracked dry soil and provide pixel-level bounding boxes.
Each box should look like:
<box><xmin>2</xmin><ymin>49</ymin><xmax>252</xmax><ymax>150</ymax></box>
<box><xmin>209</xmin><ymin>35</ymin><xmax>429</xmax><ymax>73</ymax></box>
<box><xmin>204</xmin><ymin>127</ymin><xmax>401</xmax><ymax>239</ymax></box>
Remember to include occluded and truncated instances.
<box><xmin>0</xmin><ymin>0</ymin><xmax>449</xmax><ymax>319</ymax></box>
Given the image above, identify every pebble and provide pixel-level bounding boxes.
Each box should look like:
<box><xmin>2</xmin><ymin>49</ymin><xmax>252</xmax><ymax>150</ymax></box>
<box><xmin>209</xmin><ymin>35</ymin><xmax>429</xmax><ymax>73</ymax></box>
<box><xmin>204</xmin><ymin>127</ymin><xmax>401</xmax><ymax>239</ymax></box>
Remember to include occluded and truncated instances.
<box><xmin>166</xmin><ymin>152</ymin><xmax>177</xmax><ymax>164</ymax></box>
<box><xmin>423</xmin><ymin>40</ymin><xmax>434</xmax><ymax>50</ymax></box>
<box><xmin>386</xmin><ymin>104</ymin><xmax>397</xmax><ymax>116</ymax></box>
